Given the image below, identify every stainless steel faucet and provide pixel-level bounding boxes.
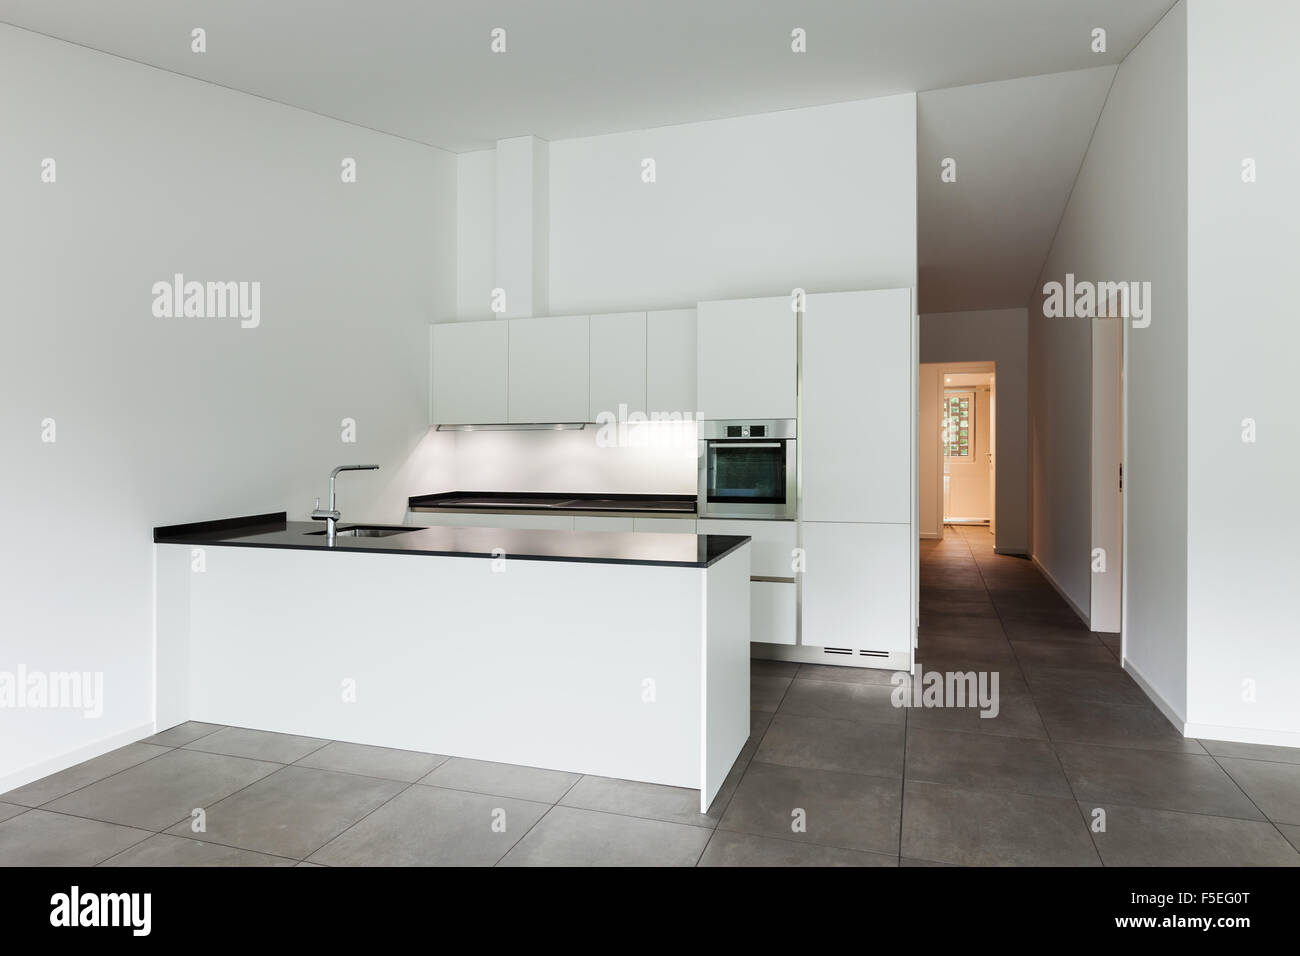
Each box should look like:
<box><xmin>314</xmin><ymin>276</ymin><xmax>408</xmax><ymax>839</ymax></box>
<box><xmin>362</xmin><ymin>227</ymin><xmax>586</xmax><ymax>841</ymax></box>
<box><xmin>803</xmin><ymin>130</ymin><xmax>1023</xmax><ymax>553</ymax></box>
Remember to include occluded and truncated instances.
<box><xmin>311</xmin><ymin>464</ymin><xmax>379</xmax><ymax>544</ymax></box>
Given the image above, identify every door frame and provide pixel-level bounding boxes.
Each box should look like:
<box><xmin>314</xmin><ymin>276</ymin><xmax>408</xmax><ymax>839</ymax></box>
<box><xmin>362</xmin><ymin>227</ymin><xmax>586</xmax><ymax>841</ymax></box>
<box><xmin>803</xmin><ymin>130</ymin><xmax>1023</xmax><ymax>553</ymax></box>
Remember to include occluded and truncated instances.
<box><xmin>924</xmin><ymin>361</ymin><xmax>997</xmax><ymax>541</ymax></box>
<box><xmin>1090</xmin><ymin>296</ymin><xmax>1126</xmax><ymax>638</ymax></box>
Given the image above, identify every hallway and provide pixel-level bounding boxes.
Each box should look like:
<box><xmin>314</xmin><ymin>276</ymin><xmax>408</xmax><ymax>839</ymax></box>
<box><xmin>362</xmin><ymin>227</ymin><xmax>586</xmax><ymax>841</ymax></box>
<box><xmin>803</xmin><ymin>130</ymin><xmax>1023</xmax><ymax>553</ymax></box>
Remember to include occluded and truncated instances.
<box><xmin>911</xmin><ymin>525</ymin><xmax>1300</xmax><ymax>864</ymax></box>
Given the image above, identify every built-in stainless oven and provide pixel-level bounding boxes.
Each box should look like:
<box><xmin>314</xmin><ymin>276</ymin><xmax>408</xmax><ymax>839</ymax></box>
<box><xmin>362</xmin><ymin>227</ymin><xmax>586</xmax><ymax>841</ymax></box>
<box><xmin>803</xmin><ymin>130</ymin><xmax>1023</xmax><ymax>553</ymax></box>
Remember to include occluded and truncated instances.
<box><xmin>698</xmin><ymin>420</ymin><xmax>797</xmax><ymax>520</ymax></box>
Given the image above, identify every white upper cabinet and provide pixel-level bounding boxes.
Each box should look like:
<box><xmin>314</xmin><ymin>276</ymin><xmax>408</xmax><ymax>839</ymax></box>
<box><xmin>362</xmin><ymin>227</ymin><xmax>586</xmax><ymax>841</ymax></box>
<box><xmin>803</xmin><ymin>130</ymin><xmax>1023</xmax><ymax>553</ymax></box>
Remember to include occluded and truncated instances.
<box><xmin>431</xmin><ymin>320</ymin><xmax>509</xmax><ymax>425</ymax></box>
<box><xmin>646</xmin><ymin>309</ymin><xmax>697</xmax><ymax>416</ymax></box>
<box><xmin>589</xmin><ymin>312</ymin><xmax>647</xmax><ymax>421</ymax></box>
<box><xmin>508</xmin><ymin>315</ymin><xmax>590</xmax><ymax>423</ymax></box>
<box><xmin>697</xmin><ymin>297</ymin><xmax>796</xmax><ymax>420</ymax></box>
<box><xmin>802</xmin><ymin>289</ymin><xmax>913</xmax><ymax>524</ymax></box>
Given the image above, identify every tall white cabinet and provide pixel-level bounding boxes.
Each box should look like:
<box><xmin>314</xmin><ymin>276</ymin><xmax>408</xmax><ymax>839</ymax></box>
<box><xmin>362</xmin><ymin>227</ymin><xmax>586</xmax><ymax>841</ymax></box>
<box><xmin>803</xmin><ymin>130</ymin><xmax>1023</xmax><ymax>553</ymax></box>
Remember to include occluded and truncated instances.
<box><xmin>799</xmin><ymin>289</ymin><xmax>916</xmax><ymax>661</ymax></box>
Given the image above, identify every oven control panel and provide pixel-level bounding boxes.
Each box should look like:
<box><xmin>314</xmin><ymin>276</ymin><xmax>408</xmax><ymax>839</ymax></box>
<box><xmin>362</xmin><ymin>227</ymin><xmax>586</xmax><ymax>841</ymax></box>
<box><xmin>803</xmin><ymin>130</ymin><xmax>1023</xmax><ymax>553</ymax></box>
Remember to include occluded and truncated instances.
<box><xmin>725</xmin><ymin>423</ymin><xmax>766</xmax><ymax>438</ymax></box>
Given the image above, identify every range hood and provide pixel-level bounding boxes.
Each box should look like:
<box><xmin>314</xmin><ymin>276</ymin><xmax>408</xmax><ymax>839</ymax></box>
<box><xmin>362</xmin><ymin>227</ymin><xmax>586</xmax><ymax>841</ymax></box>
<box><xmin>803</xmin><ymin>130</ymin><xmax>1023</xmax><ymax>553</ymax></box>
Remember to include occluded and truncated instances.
<box><xmin>435</xmin><ymin>422</ymin><xmax>587</xmax><ymax>432</ymax></box>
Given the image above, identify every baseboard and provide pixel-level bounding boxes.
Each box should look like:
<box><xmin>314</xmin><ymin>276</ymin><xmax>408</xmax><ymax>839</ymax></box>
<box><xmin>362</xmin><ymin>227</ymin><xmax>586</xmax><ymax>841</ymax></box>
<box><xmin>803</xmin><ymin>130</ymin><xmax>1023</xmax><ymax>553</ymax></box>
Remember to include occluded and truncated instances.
<box><xmin>1121</xmin><ymin>657</ymin><xmax>1188</xmax><ymax>734</ymax></box>
<box><xmin>0</xmin><ymin>720</ymin><xmax>155</xmax><ymax>796</ymax></box>
<box><xmin>919</xmin><ymin>531</ymin><xmax>942</xmax><ymax>540</ymax></box>
<box><xmin>1029</xmin><ymin>554</ymin><xmax>1090</xmax><ymax>628</ymax></box>
<box><xmin>1182</xmin><ymin>722</ymin><xmax>1300</xmax><ymax>749</ymax></box>
<box><xmin>994</xmin><ymin>548</ymin><xmax>1028</xmax><ymax>557</ymax></box>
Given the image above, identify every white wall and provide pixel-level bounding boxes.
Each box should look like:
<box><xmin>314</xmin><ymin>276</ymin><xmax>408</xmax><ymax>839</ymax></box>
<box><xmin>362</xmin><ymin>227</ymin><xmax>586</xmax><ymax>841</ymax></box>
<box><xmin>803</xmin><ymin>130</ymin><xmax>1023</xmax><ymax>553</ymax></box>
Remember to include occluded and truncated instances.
<box><xmin>919</xmin><ymin>309</ymin><xmax>1029</xmax><ymax>553</ymax></box>
<box><xmin>0</xmin><ymin>25</ymin><xmax>457</xmax><ymax>789</ymax></box>
<box><xmin>456</xmin><ymin>150</ymin><xmax>495</xmax><ymax>321</ymax></box>
<box><xmin>457</xmin><ymin>95</ymin><xmax>918</xmax><ymax>318</ymax></box>
<box><xmin>1030</xmin><ymin>4</ymin><xmax>1188</xmax><ymax>713</ymax></box>
<box><xmin>1185</xmin><ymin>0</ymin><xmax>1300</xmax><ymax>742</ymax></box>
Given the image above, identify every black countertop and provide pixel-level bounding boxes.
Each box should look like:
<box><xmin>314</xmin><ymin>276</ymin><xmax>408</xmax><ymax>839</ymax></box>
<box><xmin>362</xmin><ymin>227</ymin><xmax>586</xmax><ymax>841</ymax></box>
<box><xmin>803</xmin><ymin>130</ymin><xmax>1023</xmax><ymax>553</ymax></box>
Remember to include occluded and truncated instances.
<box><xmin>154</xmin><ymin>513</ymin><xmax>747</xmax><ymax>569</ymax></box>
<box><xmin>408</xmin><ymin>491</ymin><xmax>696</xmax><ymax>515</ymax></box>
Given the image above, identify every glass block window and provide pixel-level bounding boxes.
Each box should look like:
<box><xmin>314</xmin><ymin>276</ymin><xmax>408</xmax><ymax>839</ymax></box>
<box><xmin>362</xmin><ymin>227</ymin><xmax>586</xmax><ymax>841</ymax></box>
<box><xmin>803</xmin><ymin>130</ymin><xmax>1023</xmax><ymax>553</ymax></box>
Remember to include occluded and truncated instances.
<box><xmin>943</xmin><ymin>393</ymin><xmax>973</xmax><ymax>458</ymax></box>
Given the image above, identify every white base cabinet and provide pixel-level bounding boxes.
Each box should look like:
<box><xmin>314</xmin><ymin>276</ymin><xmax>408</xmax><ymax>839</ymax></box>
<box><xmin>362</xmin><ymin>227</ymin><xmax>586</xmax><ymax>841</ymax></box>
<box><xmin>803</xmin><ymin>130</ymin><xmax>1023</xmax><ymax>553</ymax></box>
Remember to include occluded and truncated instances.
<box><xmin>633</xmin><ymin>517</ymin><xmax>697</xmax><ymax>534</ymax></box>
<box><xmin>407</xmin><ymin>511</ymin><xmax>575</xmax><ymax>531</ymax></box>
<box><xmin>750</xmin><ymin>580</ymin><xmax>797</xmax><ymax>646</ymax></box>
<box><xmin>801</xmin><ymin>521</ymin><xmax>912</xmax><ymax>656</ymax></box>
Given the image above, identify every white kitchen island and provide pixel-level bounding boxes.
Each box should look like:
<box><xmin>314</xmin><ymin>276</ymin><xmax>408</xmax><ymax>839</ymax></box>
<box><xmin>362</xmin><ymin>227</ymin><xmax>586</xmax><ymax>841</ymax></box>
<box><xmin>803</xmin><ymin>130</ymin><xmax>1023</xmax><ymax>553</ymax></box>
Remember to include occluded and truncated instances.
<box><xmin>153</xmin><ymin>514</ymin><xmax>751</xmax><ymax>811</ymax></box>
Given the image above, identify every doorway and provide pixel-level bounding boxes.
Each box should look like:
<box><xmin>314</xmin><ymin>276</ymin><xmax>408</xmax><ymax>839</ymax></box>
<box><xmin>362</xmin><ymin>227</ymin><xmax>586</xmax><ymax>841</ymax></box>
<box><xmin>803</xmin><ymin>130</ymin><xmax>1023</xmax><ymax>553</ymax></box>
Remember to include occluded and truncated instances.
<box><xmin>1090</xmin><ymin>313</ymin><xmax>1123</xmax><ymax>635</ymax></box>
<box><xmin>919</xmin><ymin>361</ymin><xmax>997</xmax><ymax>542</ymax></box>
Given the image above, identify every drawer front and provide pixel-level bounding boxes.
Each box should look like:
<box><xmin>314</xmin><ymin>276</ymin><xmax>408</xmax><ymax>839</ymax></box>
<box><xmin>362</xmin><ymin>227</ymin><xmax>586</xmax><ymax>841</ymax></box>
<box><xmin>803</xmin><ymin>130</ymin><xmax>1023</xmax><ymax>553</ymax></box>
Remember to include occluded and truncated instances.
<box><xmin>407</xmin><ymin>511</ymin><xmax>575</xmax><ymax>531</ymax></box>
<box><xmin>696</xmin><ymin>519</ymin><xmax>797</xmax><ymax>578</ymax></box>
<box><xmin>633</xmin><ymin>517</ymin><xmax>698</xmax><ymax>534</ymax></box>
<box><xmin>573</xmin><ymin>516</ymin><xmax>636</xmax><ymax>532</ymax></box>
<box><xmin>750</xmin><ymin>580</ymin><xmax>796</xmax><ymax>646</ymax></box>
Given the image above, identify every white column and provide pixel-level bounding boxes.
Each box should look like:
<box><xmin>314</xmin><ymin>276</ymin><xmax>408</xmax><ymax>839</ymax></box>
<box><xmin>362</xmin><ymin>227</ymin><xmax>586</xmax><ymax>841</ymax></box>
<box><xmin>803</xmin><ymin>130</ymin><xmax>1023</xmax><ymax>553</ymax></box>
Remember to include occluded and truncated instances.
<box><xmin>493</xmin><ymin>135</ymin><xmax>549</xmax><ymax>318</ymax></box>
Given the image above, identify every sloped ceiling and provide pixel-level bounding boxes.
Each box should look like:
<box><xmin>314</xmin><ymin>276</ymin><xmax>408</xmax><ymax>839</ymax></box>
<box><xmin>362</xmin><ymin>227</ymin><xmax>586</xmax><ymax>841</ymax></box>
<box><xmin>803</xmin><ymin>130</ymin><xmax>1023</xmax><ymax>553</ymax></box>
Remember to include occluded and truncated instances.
<box><xmin>0</xmin><ymin>0</ymin><xmax>1169</xmax><ymax>151</ymax></box>
<box><xmin>918</xmin><ymin>67</ymin><xmax>1118</xmax><ymax>313</ymax></box>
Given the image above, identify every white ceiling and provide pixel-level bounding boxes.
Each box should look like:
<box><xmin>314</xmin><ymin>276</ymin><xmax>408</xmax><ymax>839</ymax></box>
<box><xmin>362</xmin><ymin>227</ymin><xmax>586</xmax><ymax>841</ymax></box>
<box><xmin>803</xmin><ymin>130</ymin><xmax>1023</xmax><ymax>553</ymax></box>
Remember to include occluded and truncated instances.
<box><xmin>1</xmin><ymin>0</ymin><xmax>1172</xmax><ymax>152</ymax></box>
<box><xmin>917</xmin><ymin>66</ymin><xmax>1119</xmax><ymax>313</ymax></box>
<box><xmin>0</xmin><ymin>0</ymin><xmax>1174</xmax><ymax>314</ymax></box>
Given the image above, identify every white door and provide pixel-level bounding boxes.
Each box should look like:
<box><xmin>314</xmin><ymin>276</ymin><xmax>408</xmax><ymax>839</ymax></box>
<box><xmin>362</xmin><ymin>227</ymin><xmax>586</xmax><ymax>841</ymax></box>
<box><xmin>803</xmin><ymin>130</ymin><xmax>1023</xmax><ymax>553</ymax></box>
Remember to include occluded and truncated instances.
<box><xmin>802</xmin><ymin>289</ymin><xmax>912</xmax><ymax>524</ymax></box>
<box><xmin>988</xmin><ymin>377</ymin><xmax>997</xmax><ymax>536</ymax></box>
<box><xmin>696</xmin><ymin>297</ymin><xmax>796</xmax><ymax>420</ymax></box>
<box><xmin>508</xmin><ymin>315</ymin><xmax>590</xmax><ymax>423</ymax></box>
<box><xmin>431</xmin><ymin>320</ymin><xmax>509</xmax><ymax>425</ymax></box>
<box><xmin>942</xmin><ymin>389</ymin><xmax>984</xmax><ymax>520</ymax></box>
<box><xmin>801</xmin><ymin>521</ymin><xmax>911</xmax><ymax>655</ymax></box>
<box><xmin>646</xmin><ymin>309</ymin><xmax>697</xmax><ymax>417</ymax></box>
<box><xmin>1090</xmin><ymin>316</ymin><xmax>1123</xmax><ymax>633</ymax></box>
<box><xmin>589</xmin><ymin>312</ymin><xmax>647</xmax><ymax>421</ymax></box>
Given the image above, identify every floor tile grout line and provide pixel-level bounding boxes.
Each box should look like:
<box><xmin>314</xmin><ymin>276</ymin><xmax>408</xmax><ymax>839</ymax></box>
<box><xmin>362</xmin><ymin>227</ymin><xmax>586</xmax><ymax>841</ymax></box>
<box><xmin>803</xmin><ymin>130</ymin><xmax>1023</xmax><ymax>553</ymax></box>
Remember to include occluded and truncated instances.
<box><xmin>490</xmin><ymin>771</ymin><xmax>591</xmax><ymax>867</ymax></box>
<box><xmin>10</xmin><ymin>745</ymin><xmax>177</xmax><ymax>812</ymax></box>
<box><xmin>711</xmin><ymin>816</ymin><xmax>902</xmax><ymax>860</ymax></box>
<box><xmin>898</xmin><ymin>687</ymin><xmax>909</xmax><ymax>861</ymax></box>
<box><xmin>700</xmin><ymin>824</ymin><xmax>901</xmax><ymax>865</ymax></box>
<box><xmin>301</xmin><ymin>777</ymin><xmax>425</xmax><ymax>864</ymax></box>
<box><xmin>1201</xmin><ymin>751</ymin><xmax>1300</xmax><ymax>855</ymax></box>
<box><xmin>955</xmin><ymin>525</ymin><xmax>1103</xmax><ymax>866</ymax></box>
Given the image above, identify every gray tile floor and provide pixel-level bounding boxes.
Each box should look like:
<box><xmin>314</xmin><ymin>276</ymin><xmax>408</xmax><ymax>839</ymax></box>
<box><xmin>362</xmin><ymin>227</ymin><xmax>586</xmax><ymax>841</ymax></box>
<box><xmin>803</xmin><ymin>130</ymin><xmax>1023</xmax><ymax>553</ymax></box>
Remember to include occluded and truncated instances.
<box><xmin>2</xmin><ymin>524</ymin><xmax>1298</xmax><ymax>866</ymax></box>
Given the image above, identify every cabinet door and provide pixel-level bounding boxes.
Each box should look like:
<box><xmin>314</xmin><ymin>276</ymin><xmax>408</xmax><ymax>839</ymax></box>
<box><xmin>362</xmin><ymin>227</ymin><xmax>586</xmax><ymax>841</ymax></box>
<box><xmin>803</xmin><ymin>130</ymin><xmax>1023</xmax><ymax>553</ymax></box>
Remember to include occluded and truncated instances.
<box><xmin>633</xmin><ymin>517</ymin><xmax>697</xmax><ymax>534</ymax></box>
<box><xmin>431</xmin><ymin>320</ymin><xmax>509</xmax><ymax>425</ymax></box>
<box><xmin>802</xmin><ymin>289</ymin><xmax>912</xmax><ymax>523</ymax></box>
<box><xmin>408</xmin><ymin>511</ymin><xmax>574</xmax><ymax>531</ymax></box>
<box><xmin>696</xmin><ymin>519</ymin><xmax>796</xmax><ymax>579</ymax></box>
<box><xmin>697</xmin><ymin>297</ymin><xmax>796</xmax><ymax>420</ymax></box>
<box><xmin>646</xmin><ymin>309</ymin><xmax>697</xmax><ymax>416</ymax></box>
<box><xmin>751</xmin><ymin>581</ymin><xmax>796</xmax><ymax>646</ymax></box>
<box><xmin>573</xmin><ymin>516</ymin><xmax>636</xmax><ymax>532</ymax></box>
<box><xmin>508</xmin><ymin>315</ymin><xmax>590</xmax><ymax>423</ymax></box>
<box><xmin>801</xmin><ymin>521</ymin><xmax>911</xmax><ymax>655</ymax></box>
<box><xmin>589</xmin><ymin>312</ymin><xmax>647</xmax><ymax>421</ymax></box>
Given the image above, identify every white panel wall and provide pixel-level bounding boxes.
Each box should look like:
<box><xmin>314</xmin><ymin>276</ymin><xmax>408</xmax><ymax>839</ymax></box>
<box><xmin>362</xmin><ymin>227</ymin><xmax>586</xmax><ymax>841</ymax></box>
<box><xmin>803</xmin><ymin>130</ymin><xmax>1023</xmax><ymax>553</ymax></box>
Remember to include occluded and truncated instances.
<box><xmin>446</xmin><ymin>426</ymin><xmax>699</xmax><ymax>496</ymax></box>
<box><xmin>1185</xmin><ymin>0</ymin><xmax>1300</xmax><ymax>742</ymax></box>
<box><xmin>453</xmin><ymin>95</ymin><xmax>916</xmax><ymax>318</ymax></box>
<box><xmin>1029</xmin><ymin>4</ymin><xmax>1188</xmax><ymax>715</ymax></box>
<box><xmin>456</xmin><ymin>150</ymin><xmax>496</xmax><ymax>321</ymax></box>
<box><xmin>920</xmin><ymin>309</ymin><xmax>1029</xmax><ymax>552</ymax></box>
<box><xmin>0</xmin><ymin>25</ymin><xmax>457</xmax><ymax>788</ymax></box>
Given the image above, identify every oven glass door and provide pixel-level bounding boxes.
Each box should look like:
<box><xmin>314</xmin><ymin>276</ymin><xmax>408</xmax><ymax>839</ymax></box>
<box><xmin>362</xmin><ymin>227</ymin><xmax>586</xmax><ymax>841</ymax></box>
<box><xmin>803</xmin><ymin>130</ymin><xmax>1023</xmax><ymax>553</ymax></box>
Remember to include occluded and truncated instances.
<box><xmin>706</xmin><ymin>441</ymin><xmax>788</xmax><ymax>506</ymax></box>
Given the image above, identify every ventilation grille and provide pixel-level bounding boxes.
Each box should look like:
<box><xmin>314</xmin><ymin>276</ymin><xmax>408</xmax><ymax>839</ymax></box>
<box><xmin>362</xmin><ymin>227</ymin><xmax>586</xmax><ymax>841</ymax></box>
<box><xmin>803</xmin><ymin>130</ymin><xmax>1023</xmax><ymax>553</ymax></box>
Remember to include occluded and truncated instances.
<box><xmin>822</xmin><ymin>646</ymin><xmax>853</xmax><ymax>656</ymax></box>
<box><xmin>858</xmin><ymin>649</ymin><xmax>889</xmax><ymax>658</ymax></box>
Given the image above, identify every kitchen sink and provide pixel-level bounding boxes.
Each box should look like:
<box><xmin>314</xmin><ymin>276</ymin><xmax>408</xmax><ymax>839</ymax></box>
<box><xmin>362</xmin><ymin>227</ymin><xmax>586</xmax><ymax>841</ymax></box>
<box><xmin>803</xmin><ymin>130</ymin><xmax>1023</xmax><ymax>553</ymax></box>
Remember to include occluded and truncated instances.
<box><xmin>305</xmin><ymin>525</ymin><xmax>419</xmax><ymax>537</ymax></box>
